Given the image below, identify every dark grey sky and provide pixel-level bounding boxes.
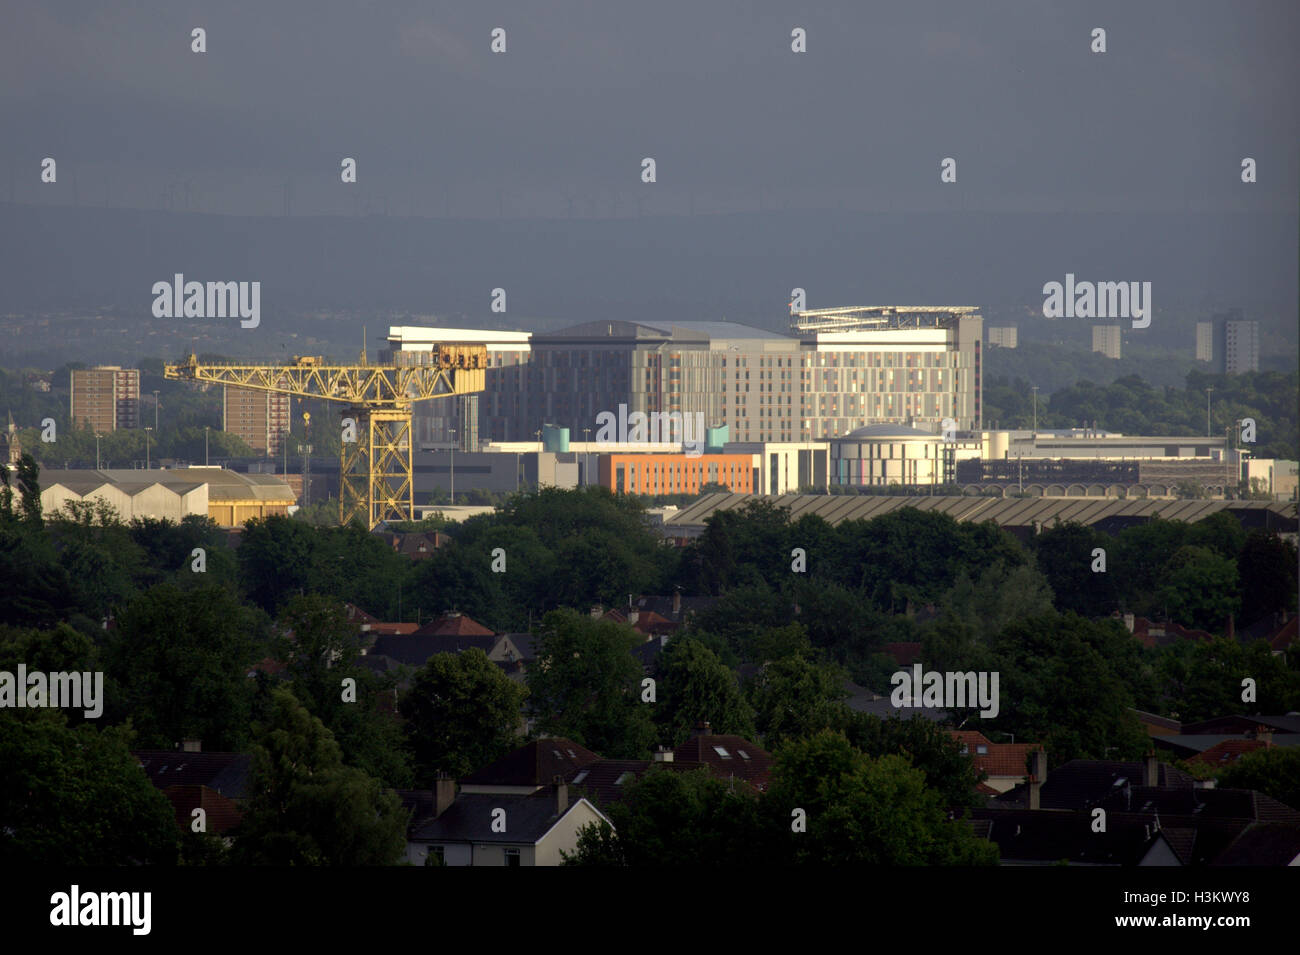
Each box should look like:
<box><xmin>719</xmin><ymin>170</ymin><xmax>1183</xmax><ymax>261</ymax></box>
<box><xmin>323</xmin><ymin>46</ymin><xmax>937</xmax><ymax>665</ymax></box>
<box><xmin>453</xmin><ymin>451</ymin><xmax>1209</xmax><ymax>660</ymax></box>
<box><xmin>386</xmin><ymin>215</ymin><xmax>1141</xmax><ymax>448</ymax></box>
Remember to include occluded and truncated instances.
<box><xmin>4</xmin><ymin>0</ymin><xmax>1297</xmax><ymax>218</ymax></box>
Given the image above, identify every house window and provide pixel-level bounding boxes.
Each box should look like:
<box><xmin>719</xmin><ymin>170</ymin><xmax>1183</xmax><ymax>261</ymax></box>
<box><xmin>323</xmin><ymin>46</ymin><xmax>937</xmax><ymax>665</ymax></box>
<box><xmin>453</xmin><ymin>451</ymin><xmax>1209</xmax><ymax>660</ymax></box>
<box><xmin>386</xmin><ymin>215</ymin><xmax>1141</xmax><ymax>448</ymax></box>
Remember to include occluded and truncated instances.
<box><xmin>504</xmin><ymin>848</ymin><xmax>521</xmax><ymax>867</ymax></box>
<box><xmin>713</xmin><ymin>745</ymin><xmax>732</xmax><ymax>759</ymax></box>
<box><xmin>976</xmin><ymin>745</ymin><xmax>988</xmax><ymax>755</ymax></box>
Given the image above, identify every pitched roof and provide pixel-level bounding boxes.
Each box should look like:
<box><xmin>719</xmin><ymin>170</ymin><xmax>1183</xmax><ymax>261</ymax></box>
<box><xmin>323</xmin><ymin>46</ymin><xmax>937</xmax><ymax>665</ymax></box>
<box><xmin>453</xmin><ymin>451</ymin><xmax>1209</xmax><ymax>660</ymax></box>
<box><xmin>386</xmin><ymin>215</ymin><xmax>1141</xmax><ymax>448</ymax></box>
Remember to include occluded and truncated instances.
<box><xmin>460</xmin><ymin>738</ymin><xmax>601</xmax><ymax>788</ymax></box>
<box><xmin>1186</xmin><ymin>739</ymin><xmax>1274</xmax><ymax>767</ymax></box>
<box><xmin>369</xmin><ymin>632</ymin><xmax>498</xmax><ymax>667</ymax></box>
<box><xmin>565</xmin><ymin>758</ymin><xmax>714</xmax><ymax>807</ymax></box>
<box><xmin>134</xmin><ymin>751</ymin><xmax>251</xmax><ymax>800</ymax></box>
<box><xmin>409</xmin><ymin>790</ymin><xmax>603</xmax><ymax>845</ymax></box>
<box><xmin>949</xmin><ymin>731</ymin><xmax>1041</xmax><ymax>778</ymax></box>
<box><xmin>1179</xmin><ymin>714</ymin><xmax>1300</xmax><ymax>736</ymax></box>
<box><xmin>672</xmin><ymin>731</ymin><xmax>772</xmax><ymax>790</ymax></box>
<box><xmin>995</xmin><ymin>759</ymin><xmax>1196</xmax><ymax>810</ymax></box>
<box><xmin>414</xmin><ymin>612</ymin><xmax>495</xmax><ymax>637</ymax></box>
<box><xmin>1212</xmin><ymin>823</ymin><xmax>1300</xmax><ymax>865</ymax></box>
<box><xmin>1268</xmin><ymin>615</ymin><xmax>1298</xmax><ymax>651</ymax></box>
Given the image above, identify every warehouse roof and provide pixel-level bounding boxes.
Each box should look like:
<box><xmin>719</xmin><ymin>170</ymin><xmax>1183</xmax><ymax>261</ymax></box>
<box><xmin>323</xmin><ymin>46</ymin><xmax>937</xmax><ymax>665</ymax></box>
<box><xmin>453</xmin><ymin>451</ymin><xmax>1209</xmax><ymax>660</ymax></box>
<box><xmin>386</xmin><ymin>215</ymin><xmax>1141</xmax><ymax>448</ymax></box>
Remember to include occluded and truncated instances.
<box><xmin>40</xmin><ymin>467</ymin><xmax>294</xmax><ymax>503</ymax></box>
<box><xmin>662</xmin><ymin>492</ymin><xmax>1297</xmax><ymax>534</ymax></box>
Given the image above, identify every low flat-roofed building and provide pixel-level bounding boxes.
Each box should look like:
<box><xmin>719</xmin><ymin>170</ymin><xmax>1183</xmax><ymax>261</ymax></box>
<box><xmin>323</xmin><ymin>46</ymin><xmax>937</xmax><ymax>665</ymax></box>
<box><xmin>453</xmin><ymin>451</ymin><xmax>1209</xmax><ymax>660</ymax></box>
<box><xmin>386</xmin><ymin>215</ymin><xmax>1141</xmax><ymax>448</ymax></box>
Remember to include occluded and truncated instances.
<box><xmin>38</xmin><ymin>466</ymin><xmax>294</xmax><ymax>526</ymax></box>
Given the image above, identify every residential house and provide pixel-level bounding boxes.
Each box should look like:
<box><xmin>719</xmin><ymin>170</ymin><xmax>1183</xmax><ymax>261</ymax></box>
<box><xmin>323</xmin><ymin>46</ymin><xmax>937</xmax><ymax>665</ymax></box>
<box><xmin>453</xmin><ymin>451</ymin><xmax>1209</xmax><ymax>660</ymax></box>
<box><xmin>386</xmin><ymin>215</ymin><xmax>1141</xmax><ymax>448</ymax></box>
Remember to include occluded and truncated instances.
<box><xmin>134</xmin><ymin>744</ymin><xmax>250</xmax><ymax>838</ymax></box>
<box><xmin>949</xmin><ymin>730</ymin><xmax>1043</xmax><ymax>794</ymax></box>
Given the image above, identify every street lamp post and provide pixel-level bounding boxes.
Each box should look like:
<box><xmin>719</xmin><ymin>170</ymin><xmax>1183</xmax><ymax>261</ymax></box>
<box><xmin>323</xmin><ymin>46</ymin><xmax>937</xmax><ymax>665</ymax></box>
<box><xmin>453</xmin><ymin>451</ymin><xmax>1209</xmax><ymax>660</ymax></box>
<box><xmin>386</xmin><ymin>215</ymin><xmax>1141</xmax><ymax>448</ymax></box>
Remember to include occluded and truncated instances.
<box><xmin>95</xmin><ymin>432</ymin><xmax>101</xmax><ymax>470</ymax></box>
<box><xmin>448</xmin><ymin>428</ymin><xmax>456</xmax><ymax>505</ymax></box>
<box><xmin>1031</xmin><ymin>385</ymin><xmax>1039</xmax><ymax>435</ymax></box>
<box><xmin>144</xmin><ymin>426</ymin><xmax>152</xmax><ymax>470</ymax></box>
<box><xmin>204</xmin><ymin>426</ymin><xmax>209</xmax><ymax>466</ymax></box>
<box><xmin>153</xmin><ymin>390</ymin><xmax>160</xmax><ymax>432</ymax></box>
<box><xmin>583</xmin><ymin>427</ymin><xmax>592</xmax><ymax>485</ymax></box>
<box><xmin>1205</xmin><ymin>386</ymin><xmax>1214</xmax><ymax>437</ymax></box>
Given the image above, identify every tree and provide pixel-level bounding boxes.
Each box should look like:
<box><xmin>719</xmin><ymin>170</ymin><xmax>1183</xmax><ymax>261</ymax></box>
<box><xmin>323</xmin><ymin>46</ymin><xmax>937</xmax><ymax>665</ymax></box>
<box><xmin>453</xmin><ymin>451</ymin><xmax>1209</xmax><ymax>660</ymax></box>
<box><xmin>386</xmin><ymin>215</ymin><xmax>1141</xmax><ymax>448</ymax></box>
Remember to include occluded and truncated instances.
<box><xmin>761</xmin><ymin>731</ymin><xmax>998</xmax><ymax>865</ymax></box>
<box><xmin>842</xmin><ymin>713</ymin><xmax>986</xmax><ymax>811</ymax></box>
<box><xmin>1153</xmin><ymin>637</ymin><xmax>1300</xmax><ymax>723</ymax></box>
<box><xmin>0</xmin><ymin>712</ymin><xmax>178</xmax><ymax>865</ymax></box>
<box><xmin>566</xmin><ymin>766</ymin><xmax>763</xmax><ymax>867</ymax></box>
<box><xmin>745</xmin><ymin>653</ymin><xmax>848</xmax><ymax>748</ymax></box>
<box><xmin>1237</xmin><ymin>531</ymin><xmax>1298</xmax><ymax>625</ymax></box>
<box><xmin>651</xmin><ymin>636</ymin><xmax>756</xmax><ymax>747</ymax></box>
<box><xmin>232</xmin><ymin>688</ymin><xmax>408</xmax><ymax>866</ymax></box>
<box><xmin>276</xmin><ymin>593</ymin><xmax>412</xmax><ymax>786</ymax></box>
<box><xmin>1031</xmin><ymin>523</ymin><xmax>1117</xmax><ymax>618</ymax></box>
<box><xmin>400</xmin><ymin>648</ymin><xmax>528</xmax><ymax>783</ymax></box>
<box><xmin>236</xmin><ymin>515</ymin><xmax>319</xmax><ymax>614</ymax></box>
<box><xmin>526</xmin><ymin>609</ymin><xmax>655</xmax><ymax>759</ymax></box>
<box><xmin>1155</xmin><ymin>545</ymin><xmax>1240</xmax><ymax>632</ymax></box>
<box><xmin>1217</xmin><ymin>747</ymin><xmax>1300</xmax><ymax>811</ymax></box>
<box><xmin>982</xmin><ymin>613</ymin><xmax>1151</xmax><ymax>762</ymax></box>
<box><xmin>104</xmin><ymin>583</ymin><xmax>263</xmax><ymax>750</ymax></box>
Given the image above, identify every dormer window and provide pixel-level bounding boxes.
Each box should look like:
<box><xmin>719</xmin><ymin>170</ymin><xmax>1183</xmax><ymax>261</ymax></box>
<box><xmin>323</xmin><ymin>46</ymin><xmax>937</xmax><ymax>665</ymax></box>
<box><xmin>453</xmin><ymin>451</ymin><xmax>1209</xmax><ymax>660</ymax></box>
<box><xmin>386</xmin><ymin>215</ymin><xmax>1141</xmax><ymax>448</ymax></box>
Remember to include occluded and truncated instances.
<box><xmin>713</xmin><ymin>746</ymin><xmax>732</xmax><ymax>759</ymax></box>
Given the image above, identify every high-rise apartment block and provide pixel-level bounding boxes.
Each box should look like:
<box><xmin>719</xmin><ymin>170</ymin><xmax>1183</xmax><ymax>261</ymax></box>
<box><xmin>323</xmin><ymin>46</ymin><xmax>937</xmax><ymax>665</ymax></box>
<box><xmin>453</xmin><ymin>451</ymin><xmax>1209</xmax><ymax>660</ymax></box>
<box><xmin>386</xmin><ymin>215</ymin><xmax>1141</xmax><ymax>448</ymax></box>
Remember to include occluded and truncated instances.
<box><xmin>70</xmin><ymin>366</ymin><xmax>140</xmax><ymax>432</ymax></box>
<box><xmin>223</xmin><ymin>384</ymin><xmax>290</xmax><ymax>456</ymax></box>
<box><xmin>1091</xmin><ymin>324</ymin><xmax>1122</xmax><ymax>359</ymax></box>
<box><xmin>988</xmin><ymin>326</ymin><xmax>1018</xmax><ymax>348</ymax></box>
<box><xmin>1222</xmin><ymin>317</ymin><xmax>1259</xmax><ymax>374</ymax></box>
<box><xmin>1195</xmin><ymin>321</ymin><xmax>1213</xmax><ymax>362</ymax></box>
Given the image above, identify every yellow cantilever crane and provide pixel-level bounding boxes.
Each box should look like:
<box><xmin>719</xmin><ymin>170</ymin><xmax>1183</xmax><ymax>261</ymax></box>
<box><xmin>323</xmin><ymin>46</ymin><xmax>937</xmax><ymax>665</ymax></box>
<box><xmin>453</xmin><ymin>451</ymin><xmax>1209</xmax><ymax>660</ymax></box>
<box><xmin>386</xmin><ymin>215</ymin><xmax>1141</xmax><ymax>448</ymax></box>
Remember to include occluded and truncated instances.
<box><xmin>165</xmin><ymin>345</ymin><xmax>487</xmax><ymax>529</ymax></box>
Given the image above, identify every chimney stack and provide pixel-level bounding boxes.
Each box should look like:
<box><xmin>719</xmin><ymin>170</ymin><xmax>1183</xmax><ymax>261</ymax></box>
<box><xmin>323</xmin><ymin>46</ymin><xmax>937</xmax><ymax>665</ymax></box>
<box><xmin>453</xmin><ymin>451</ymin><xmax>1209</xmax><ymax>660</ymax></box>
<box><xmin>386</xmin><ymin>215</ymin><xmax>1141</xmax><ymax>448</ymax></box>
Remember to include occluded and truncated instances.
<box><xmin>1030</xmin><ymin>748</ymin><xmax>1047</xmax><ymax>787</ymax></box>
<box><xmin>673</xmin><ymin>589</ymin><xmax>682</xmax><ymax>616</ymax></box>
<box><xmin>181</xmin><ymin>738</ymin><xmax>202</xmax><ymax>753</ymax></box>
<box><xmin>434</xmin><ymin>772</ymin><xmax>456</xmax><ymax>818</ymax></box>
<box><xmin>695</xmin><ymin>721</ymin><xmax>712</xmax><ymax>737</ymax></box>
<box><xmin>1144</xmin><ymin>750</ymin><xmax>1159</xmax><ymax>788</ymax></box>
<box><xmin>552</xmin><ymin>775</ymin><xmax>568</xmax><ymax>814</ymax></box>
<box><xmin>653</xmin><ymin>745</ymin><xmax>674</xmax><ymax>763</ymax></box>
<box><xmin>1028</xmin><ymin>775</ymin><xmax>1041</xmax><ymax>810</ymax></box>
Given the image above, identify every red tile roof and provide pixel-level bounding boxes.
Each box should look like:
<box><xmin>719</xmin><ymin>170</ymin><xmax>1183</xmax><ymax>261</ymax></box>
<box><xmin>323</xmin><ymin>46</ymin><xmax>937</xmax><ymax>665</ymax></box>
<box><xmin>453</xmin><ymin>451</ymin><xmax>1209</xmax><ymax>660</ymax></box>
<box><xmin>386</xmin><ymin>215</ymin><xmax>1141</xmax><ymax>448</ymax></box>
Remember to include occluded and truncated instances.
<box><xmin>949</xmin><ymin>731</ymin><xmax>1041</xmax><ymax>778</ymax></box>
<box><xmin>881</xmin><ymin>642</ymin><xmax>923</xmax><ymax>666</ymax></box>
<box><xmin>1187</xmin><ymin>739</ymin><xmax>1273</xmax><ymax>767</ymax></box>
<box><xmin>672</xmin><ymin>732</ymin><xmax>772</xmax><ymax>790</ymax></box>
<box><xmin>414</xmin><ymin>612</ymin><xmax>495</xmax><ymax>637</ymax></box>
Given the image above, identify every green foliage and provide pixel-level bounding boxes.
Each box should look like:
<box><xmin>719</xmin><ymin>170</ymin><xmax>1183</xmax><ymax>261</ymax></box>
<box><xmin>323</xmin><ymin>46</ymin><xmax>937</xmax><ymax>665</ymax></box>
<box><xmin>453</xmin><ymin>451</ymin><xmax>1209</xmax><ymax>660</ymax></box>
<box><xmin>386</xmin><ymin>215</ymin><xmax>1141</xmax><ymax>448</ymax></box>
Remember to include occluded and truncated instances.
<box><xmin>1151</xmin><ymin>637</ymin><xmax>1300</xmax><ymax>723</ymax></box>
<box><xmin>232</xmin><ymin>688</ymin><xmax>408</xmax><ymax>866</ymax></box>
<box><xmin>651</xmin><ymin>636</ymin><xmax>756</xmax><ymax>747</ymax></box>
<box><xmin>1155</xmin><ymin>546</ymin><xmax>1240</xmax><ymax>631</ymax></box>
<box><xmin>842</xmin><ymin>713</ymin><xmax>986</xmax><ymax>811</ymax></box>
<box><xmin>578</xmin><ymin>767</ymin><xmax>764</xmax><ymax>867</ymax></box>
<box><xmin>1031</xmin><ymin>523</ymin><xmax>1118</xmax><ymax>618</ymax></box>
<box><xmin>1238</xmin><ymin>531</ymin><xmax>1299</xmax><ymax>625</ymax></box>
<box><xmin>400</xmin><ymin>648</ymin><xmax>528</xmax><ymax>783</ymax></box>
<box><xmin>1216</xmin><ymin>747</ymin><xmax>1300</xmax><ymax>811</ymax></box>
<box><xmin>0</xmin><ymin>712</ymin><xmax>179</xmax><ymax>865</ymax></box>
<box><xmin>745</xmin><ymin>653</ymin><xmax>849</xmax><ymax>749</ymax></box>
<box><xmin>762</xmin><ymin>731</ymin><xmax>998</xmax><ymax>865</ymax></box>
<box><xmin>276</xmin><ymin>594</ymin><xmax>412</xmax><ymax>787</ymax></box>
<box><xmin>978</xmin><ymin>614</ymin><xmax>1152</xmax><ymax>762</ymax></box>
<box><xmin>104</xmin><ymin>583</ymin><xmax>263</xmax><ymax>750</ymax></box>
<box><xmin>526</xmin><ymin>609</ymin><xmax>656</xmax><ymax>759</ymax></box>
